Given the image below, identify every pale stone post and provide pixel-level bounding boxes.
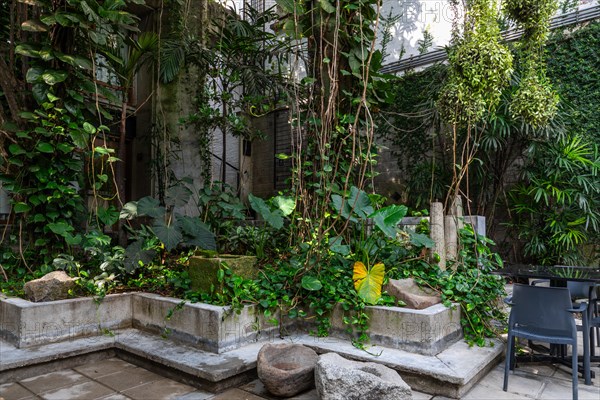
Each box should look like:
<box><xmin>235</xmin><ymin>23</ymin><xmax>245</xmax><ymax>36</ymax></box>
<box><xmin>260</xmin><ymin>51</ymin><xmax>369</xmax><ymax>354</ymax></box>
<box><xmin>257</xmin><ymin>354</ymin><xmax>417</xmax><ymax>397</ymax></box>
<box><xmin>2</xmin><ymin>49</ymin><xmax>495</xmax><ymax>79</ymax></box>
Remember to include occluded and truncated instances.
<box><xmin>444</xmin><ymin>195</ymin><xmax>463</xmax><ymax>264</ymax></box>
<box><xmin>430</xmin><ymin>202</ymin><xmax>446</xmax><ymax>270</ymax></box>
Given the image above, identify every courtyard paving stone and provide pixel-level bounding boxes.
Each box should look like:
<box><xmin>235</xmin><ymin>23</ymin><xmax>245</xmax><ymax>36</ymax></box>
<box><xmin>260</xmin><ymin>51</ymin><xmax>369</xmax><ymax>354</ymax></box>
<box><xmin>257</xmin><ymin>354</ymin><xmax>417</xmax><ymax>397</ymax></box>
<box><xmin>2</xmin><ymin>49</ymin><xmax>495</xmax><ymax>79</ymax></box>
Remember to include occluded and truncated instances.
<box><xmin>41</xmin><ymin>380</ymin><xmax>115</xmax><ymax>400</ymax></box>
<box><xmin>0</xmin><ymin>382</ymin><xmax>35</xmax><ymax>400</ymax></box>
<box><xmin>120</xmin><ymin>378</ymin><xmax>196</xmax><ymax>400</ymax></box>
<box><xmin>19</xmin><ymin>370</ymin><xmax>90</xmax><ymax>394</ymax></box>
<box><xmin>2</xmin><ymin>354</ymin><xmax>600</xmax><ymax>399</ymax></box>
<box><xmin>95</xmin><ymin>366</ymin><xmax>163</xmax><ymax>391</ymax></box>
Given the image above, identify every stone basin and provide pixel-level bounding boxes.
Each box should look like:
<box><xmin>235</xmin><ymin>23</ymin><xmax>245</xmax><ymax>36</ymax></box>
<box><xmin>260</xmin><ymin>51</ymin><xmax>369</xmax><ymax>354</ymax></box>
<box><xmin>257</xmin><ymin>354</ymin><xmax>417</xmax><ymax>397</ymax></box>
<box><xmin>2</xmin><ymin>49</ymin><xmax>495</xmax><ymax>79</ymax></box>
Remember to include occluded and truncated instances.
<box><xmin>257</xmin><ymin>343</ymin><xmax>318</xmax><ymax>397</ymax></box>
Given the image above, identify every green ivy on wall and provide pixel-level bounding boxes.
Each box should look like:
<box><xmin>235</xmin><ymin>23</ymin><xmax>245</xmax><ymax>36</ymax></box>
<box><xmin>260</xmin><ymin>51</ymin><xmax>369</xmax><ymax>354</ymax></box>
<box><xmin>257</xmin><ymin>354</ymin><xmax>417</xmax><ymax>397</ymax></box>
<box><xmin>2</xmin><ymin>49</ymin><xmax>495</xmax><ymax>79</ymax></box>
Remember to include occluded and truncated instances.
<box><xmin>546</xmin><ymin>21</ymin><xmax>600</xmax><ymax>143</ymax></box>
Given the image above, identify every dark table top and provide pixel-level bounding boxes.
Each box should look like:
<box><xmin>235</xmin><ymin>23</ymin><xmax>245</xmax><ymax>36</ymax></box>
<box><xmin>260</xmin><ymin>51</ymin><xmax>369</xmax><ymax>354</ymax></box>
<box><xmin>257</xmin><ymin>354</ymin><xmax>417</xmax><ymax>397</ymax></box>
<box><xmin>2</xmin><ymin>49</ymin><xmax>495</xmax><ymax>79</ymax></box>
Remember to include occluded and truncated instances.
<box><xmin>493</xmin><ymin>264</ymin><xmax>600</xmax><ymax>282</ymax></box>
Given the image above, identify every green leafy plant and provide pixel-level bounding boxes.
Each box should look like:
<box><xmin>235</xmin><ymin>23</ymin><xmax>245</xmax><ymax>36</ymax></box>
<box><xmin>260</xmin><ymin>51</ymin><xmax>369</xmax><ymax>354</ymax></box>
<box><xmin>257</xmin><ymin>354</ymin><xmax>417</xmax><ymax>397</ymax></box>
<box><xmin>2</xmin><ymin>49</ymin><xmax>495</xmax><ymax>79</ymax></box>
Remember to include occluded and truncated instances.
<box><xmin>120</xmin><ymin>183</ymin><xmax>216</xmax><ymax>272</ymax></box>
<box><xmin>330</xmin><ymin>186</ymin><xmax>432</xmax><ymax>307</ymax></box>
<box><xmin>507</xmin><ymin>134</ymin><xmax>600</xmax><ymax>265</ymax></box>
<box><xmin>437</xmin><ymin>0</ymin><xmax>513</xmax><ymax>123</ymax></box>
<box><xmin>246</xmin><ymin>193</ymin><xmax>295</xmax><ymax>259</ymax></box>
<box><xmin>352</xmin><ymin>261</ymin><xmax>385</xmax><ymax>305</ymax></box>
<box><xmin>190</xmin><ymin>181</ymin><xmax>246</xmax><ymax>252</ymax></box>
<box><xmin>504</xmin><ymin>0</ymin><xmax>560</xmax><ymax>127</ymax></box>
<box><xmin>399</xmin><ymin>225</ymin><xmax>506</xmax><ymax>346</ymax></box>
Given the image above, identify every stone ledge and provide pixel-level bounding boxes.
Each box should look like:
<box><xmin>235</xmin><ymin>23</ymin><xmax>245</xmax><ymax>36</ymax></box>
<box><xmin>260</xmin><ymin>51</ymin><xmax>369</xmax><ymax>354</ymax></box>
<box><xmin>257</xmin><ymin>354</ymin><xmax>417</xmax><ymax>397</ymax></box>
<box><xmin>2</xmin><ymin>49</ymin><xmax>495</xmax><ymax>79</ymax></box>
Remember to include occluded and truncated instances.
<box><xmin>0</xmin><ymin>329</ymin><xmax>262</xmax><ymax>392</ymax></box>
<box><xmin>0</xmin><ymin>328</ymin><xmax>503</xmax><ymax>398</ymax></box>
<box><xmin>289</xmin><ymin>334</ymin><xmax>504</xmax><ymax>398</ymax></box>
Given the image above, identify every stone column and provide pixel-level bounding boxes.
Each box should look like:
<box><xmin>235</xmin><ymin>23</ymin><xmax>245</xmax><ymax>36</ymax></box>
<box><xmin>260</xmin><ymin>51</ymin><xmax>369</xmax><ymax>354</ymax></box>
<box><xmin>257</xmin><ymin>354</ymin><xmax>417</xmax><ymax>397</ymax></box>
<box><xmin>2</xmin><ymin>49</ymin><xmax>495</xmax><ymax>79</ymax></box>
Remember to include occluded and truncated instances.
<box><xmin>444</xmin><ymin>195</ymin><xmax>463</xmax><ymax>264</ymax></box>
<box><xmin>430</xmin><ymin>202</ymin><xmax>446</xmax><ymax>270</ymax></box>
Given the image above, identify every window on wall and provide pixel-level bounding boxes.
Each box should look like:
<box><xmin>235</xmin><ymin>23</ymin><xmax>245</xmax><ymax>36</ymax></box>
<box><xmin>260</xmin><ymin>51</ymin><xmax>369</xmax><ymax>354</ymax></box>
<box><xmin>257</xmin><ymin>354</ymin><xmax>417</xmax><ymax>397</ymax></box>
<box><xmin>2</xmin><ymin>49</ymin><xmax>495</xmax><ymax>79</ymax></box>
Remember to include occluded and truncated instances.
<box><xmin>273</xmin><ymin>110</ymin><xmax>292</xmax><ymax>190</ymax></box>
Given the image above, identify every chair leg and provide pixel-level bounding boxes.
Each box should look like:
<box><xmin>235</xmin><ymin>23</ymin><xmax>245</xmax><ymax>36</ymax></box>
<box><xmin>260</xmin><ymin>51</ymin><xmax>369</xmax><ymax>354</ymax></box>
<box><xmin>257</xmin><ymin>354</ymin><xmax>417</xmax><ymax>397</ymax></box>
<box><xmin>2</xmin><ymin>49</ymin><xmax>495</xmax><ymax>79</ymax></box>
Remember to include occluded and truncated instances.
<box><xmin>583</xmin><ymin>316</ymin><xmax>591</xmax><ymax>386</ymax></box>
<box><xmin>572</xmin><ymin>342</ymin><xmax>578</xmax><ymax>400</ymax></box>
<box><xmin>504</xmin><ymin>333</ymin><xmax>514</xmax><ymax>392</ymax></box>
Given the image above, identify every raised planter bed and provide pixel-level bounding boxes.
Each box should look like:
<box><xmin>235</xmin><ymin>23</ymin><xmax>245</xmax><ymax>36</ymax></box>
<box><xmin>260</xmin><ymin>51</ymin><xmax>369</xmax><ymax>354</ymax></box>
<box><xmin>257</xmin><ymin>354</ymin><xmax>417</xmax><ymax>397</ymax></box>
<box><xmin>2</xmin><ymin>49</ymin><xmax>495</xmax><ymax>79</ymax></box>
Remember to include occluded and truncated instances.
<box><xmin>1</xmin><ymin>292</ymin><xmax>460</xmax><ymax>356</ymax></box>
<box><xmin>0</xmin><ymin>293</ymin><xmax>282</xmax><ymax>353</ymax></box>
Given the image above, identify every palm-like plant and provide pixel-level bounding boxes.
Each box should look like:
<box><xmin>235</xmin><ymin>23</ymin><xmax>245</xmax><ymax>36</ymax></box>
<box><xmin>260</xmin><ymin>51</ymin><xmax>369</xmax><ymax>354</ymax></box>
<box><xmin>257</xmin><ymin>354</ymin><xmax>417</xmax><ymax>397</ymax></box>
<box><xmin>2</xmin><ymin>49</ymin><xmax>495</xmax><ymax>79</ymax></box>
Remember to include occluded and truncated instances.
<box><xmin>508</xmin><ymin>133</ymin><xmax>600</xmax><ymax>265</ymax></box>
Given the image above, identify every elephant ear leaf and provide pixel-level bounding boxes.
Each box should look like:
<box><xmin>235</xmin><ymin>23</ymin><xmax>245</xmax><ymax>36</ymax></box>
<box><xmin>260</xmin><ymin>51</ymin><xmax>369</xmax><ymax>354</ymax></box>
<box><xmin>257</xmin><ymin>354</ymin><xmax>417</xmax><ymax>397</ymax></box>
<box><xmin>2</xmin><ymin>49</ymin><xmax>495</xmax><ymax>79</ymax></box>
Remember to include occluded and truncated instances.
<box><xmin>353</xmin><ymin>261</ymin><xmax>385</xmax><ymax>305</ymax></box>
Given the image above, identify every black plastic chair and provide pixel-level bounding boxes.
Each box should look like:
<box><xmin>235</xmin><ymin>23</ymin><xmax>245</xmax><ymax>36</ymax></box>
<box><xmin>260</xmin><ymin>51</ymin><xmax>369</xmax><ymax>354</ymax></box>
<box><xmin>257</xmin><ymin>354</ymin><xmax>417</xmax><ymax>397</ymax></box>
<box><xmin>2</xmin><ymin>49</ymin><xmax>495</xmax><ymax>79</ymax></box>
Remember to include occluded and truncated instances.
<box><xmin>532</xmin><ymin>280</ymin><xmax>599</xmax><ymax>358</ymax></box>
<box><xmin>589</xmin><ymin>297</ymin><xmax>600</xmax><ymax>357</ymax></box>
<box><xmin>568</xmin><ymin>281</ymin><xmax>600</xmax><ymax>355</ymax></box>
<box><xmin>504</xmin><ymin>284</ymin><xmax>589</xmax><ymax>400</ymax></box>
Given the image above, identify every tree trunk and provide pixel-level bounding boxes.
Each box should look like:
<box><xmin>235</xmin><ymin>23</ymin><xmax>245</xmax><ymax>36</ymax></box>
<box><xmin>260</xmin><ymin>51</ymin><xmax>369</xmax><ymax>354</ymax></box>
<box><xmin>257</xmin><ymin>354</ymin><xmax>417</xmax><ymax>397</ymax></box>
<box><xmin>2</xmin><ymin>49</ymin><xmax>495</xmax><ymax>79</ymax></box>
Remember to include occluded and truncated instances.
<box><xmin>0</xmin><ymin>57</ymin><xmax>23</xmax><ymax>126</ymax></box>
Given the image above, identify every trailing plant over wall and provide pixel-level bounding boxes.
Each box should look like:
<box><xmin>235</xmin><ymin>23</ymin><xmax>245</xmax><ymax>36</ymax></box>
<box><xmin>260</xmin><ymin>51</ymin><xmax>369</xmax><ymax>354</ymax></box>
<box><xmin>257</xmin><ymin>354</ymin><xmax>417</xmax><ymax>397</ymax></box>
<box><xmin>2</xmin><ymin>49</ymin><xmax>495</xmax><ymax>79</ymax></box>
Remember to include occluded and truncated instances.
<box><xmin>546</xmin><ymin>21</ymin><xmax>600</xmax><ymax>144</ymax></box>
<box><xmin>0</xmin><ymin>0</ymin><xmax>145</xmax><ymax>272</ymax></box>
<box><xmin>393</xmin><ymin>225</ymin><xmax>506</xmax><ymax>347</ymax></box>
<box><xmin>504</xmin><ymin>0</ymin><xmax>560</xmax><ymax>127</ymax></box>
<box><xmin>437</xmin><ymin>0</ymin><xmax>513</xmax><ymax>124</ymax></box>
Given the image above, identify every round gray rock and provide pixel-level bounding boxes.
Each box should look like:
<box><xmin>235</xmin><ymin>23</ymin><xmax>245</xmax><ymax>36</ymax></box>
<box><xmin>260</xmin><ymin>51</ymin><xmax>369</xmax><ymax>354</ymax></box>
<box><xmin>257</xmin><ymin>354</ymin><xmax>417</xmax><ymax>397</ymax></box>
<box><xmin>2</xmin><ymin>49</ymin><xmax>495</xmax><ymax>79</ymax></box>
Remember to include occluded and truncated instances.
<box><xmin>257</xmin><ymin>343</ymin><xmax>318</xmax><ymax>397</ymax></box>
<box><xmin>315</xmin><ymin>352</ymin><xmax>413</xmax><ymax>400</ymax></box>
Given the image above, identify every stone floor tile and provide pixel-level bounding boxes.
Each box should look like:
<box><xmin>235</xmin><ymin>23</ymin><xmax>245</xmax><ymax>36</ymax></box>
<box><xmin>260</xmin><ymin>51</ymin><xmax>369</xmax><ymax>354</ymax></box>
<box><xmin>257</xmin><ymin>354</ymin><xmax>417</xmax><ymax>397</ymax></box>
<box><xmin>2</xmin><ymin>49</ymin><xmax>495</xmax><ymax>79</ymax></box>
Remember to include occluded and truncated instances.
<box><xmin>208</xmin><ymin>388</ymin><xmax>266</xmax><ymax>400</ymax></box>
<box><xmin>96</xmin><ymin>366</ymin><xmax>163</xmax><ymax>391</ymax></box>
<box><xmin>479</xmin><ymin>365</ymin><xmax>545</xmax><ymax>398</ymax></box>
<box><xmin>462</xmin><ymin>383</ymin><xmax>530</xmax><ymax>400</ymax></box>
<box><xmin>121</xmin><ymin>378</ymin><xmax>196</xmax><ymax>400</ymax></box>
<box><xmin>41</xmin><ymin>380</ymin><xmax>115</xmax><ymax>400</ymax></box>
<box><xmin>97</xmin><ymin>394</ymin><xmax>133</xmax><ymax>400</ymax></box>
<box><xmin>75</xmin><ymin>358</ymin><xmax>137</xmax><ymax>379</ymax></box>
<box><xmin>287</xmin><ymin>388</ymin><xmax>318</xmax><ymax>400</ymax></box>
<box><xmin>540</xmin><ymin>380</ymin><xmax>600</xmax><ymax>400</ymax></box>
<box><xmin>0</xmin><ymin>382</ymin><xmax>36</xmax><ymax>400</ymax></box>
<box><xmin>19</xmin><ymin>369</ymin><xmax>89</xmax><ymax>394</ymax></box>
<box><xmin>235</xmin><ymin>380</ymin><xmax>274</xmax><ymax>399</ymax></box>
<box><xmin>174</xmin><ymin>390</ymin><xmax>214</xmax><ymax>400</ymax></box>
<box><xmin>411</xmin><ymin>390</ymin><xmax>433</xmax><ymax>400</ymax></box>
<box><xmin>236</xmin><ymin>378</ymin><xmax>316</xmax><ymax>399</ymax></box>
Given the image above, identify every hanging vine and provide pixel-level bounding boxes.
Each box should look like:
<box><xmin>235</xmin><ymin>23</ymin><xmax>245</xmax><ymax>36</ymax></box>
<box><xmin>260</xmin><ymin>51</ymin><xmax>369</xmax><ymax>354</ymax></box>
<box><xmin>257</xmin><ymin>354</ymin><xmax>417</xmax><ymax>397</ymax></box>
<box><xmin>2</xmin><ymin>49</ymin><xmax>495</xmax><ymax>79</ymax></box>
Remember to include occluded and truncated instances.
<box><xmin>504</xmin><ymin>0</ymin><xmax>560</xmax><ymax>127</ymax></box>
<box><xmin>276</xmin><ymin>0</ymin><xmax>393</xmax><ymax>257</ymax></box>
<box><xmin>435</xmin><ymin>0</ymin><xmax>513</xmax><ymax>207</ymax></box>
<box><xmin>437</xmin><ymin>0</ymin><xmax>513</xmax><ymax>125</ymax></box>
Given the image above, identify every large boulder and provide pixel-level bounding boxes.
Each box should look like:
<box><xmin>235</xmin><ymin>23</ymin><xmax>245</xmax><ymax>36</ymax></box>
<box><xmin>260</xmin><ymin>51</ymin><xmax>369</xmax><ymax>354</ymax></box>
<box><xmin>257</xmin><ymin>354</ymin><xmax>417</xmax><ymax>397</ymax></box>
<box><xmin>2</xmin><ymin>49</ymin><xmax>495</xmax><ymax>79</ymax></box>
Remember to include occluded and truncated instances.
<box><xmin>384</xmin><ymin>278</ymin><xmax>441</xmax><ymax>309</ymax></box>
<box><xmin>315</xmin><ymin>353</ymin><xmax>412</xmax><ymax>400</ymax></box>
<box><xmin>257</xmin><ymin>343</ymin><xmax>318</xmax><ymax>397</ymax></box>
<box><xmin>24</xmin><ymin>271</ymin><xmax>76</xmax><ymax>302</ymax></box>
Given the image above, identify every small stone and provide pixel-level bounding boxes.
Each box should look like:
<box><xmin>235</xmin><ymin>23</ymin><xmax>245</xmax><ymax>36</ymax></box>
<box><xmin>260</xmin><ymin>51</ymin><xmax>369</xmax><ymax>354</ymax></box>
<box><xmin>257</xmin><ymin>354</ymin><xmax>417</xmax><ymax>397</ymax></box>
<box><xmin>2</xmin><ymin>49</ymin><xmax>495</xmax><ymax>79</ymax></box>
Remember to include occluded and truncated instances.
<box><xmin>257</xmin><ymin>343</ymin><xmax>318</xmax><ymax>397</ymax></box>
<box><xmin>384</xmin><ymin>278</ymin><xmax>441</xmax><ymax>309</ymax></box>
<box><xmin>315</xmin><ymin>353</ymin><xmax>412</xmax><ymax>400</ymax></box>
<box><xmin>23</xmin><ymin>271</ymin><xmax>76</xmax><ymax>302</ymax></box>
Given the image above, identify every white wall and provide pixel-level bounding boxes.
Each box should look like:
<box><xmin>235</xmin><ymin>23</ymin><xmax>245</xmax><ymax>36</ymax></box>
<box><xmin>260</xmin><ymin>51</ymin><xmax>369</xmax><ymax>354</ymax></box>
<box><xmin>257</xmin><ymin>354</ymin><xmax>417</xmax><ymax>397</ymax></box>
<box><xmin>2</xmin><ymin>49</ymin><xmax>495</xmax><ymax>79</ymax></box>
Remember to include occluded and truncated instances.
<box><xmin>378</xmin><ymin>0</ymin><xmax>456</xmax><ymax>62</ymax></box>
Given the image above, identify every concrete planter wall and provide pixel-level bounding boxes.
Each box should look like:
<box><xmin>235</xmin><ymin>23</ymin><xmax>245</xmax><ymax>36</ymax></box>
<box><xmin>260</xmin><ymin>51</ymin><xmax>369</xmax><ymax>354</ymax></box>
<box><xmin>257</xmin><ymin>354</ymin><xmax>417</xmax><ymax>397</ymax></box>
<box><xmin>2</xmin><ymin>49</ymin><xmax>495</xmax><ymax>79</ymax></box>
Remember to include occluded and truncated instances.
<box><xmin>0</xmin><ymin>293</ymin><xmax>283</xmax><ymax>353</ymax></box>
<box><xmin>131</xmin><ymin>293</ymin><xmax>282</xmax><ymax>353</ymax></box>
<box><xmin>331</xmin><ymin>303</ymin><xmax>462</xmax><ymax>356</ymax></box>
<box><xmin>1</xmin><ymin>292</ymin><xmax>460</xmax><ymax>356</ymax></box>
<box><xmin>0</xmin><ymin>294</ymin><xmax>132</xmax><ymax>348</ymax></box>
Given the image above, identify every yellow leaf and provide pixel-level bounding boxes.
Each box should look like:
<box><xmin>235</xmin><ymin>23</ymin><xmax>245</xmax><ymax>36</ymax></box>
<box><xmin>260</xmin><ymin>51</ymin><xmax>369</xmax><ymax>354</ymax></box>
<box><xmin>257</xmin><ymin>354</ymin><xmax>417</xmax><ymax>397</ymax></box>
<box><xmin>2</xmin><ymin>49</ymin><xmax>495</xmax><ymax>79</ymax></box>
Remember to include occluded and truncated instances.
<box><xmin>353</xmin><ymin>261</ymin><xmax>367</xmax><ymax>290</ymax></box>
<box><xmin>353</xmin><ymin>261</ymin><xmax>385</xmax><ymax>304</ymax></box>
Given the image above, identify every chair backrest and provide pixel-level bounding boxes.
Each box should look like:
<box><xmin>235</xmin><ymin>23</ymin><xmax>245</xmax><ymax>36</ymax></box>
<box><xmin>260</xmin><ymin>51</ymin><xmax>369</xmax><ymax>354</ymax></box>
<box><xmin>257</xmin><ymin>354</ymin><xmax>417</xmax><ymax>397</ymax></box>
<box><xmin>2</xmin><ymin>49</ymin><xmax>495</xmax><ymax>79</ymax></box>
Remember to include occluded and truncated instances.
<box><xmin>510</xmin><ymin>284</ymin><xmax>576</xmax><ymax>334</ymax></box>
<box><xmin>567</xmin><ymin>281</ymin><xmax>596</xmax><ymax>300</ymax></box>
